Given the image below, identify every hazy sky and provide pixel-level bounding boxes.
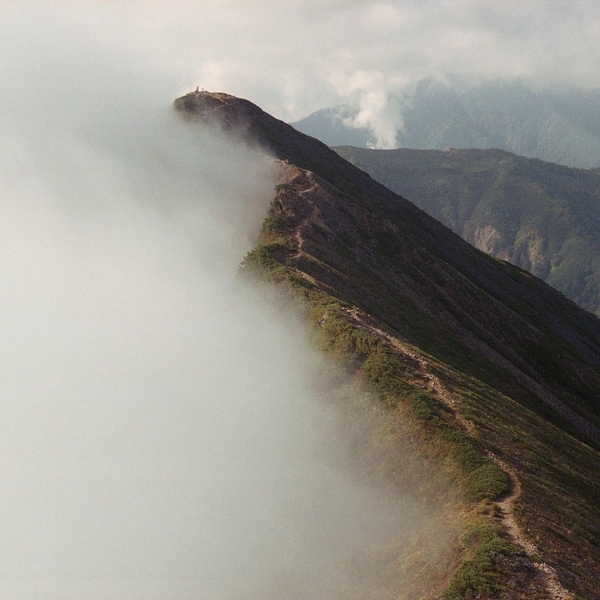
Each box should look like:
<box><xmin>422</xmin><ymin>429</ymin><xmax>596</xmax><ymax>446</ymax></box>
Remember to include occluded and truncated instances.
<box><xmin>0</xmin><ymin>3</ymin><xmax>458</xmax><ymax>598</ymax></box>
<box><xmin>4</xmin><ymin>0</ymin><xmax>597</xmax><ymax>151</ymax></box>
<box><xmin>11</xmin><ymin>0</ymin><xmax>595</xmax><ymax>118</ymax></box>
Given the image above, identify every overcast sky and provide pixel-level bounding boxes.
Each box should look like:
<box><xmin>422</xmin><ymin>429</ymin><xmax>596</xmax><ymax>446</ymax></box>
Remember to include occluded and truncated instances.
<box><xmin>4</xmin><ymin>1</ymin><xmax>599</xmax><ymax>121</ymax></box>
<box><xmin>10</xmin><ymin>0</ymin><xmax>594</xmax><ymax>119</ymax></box>
<box><xmin>4</xmin><ymin>0</ymin><xmax>597</xmax><ymax>157</ymax></box>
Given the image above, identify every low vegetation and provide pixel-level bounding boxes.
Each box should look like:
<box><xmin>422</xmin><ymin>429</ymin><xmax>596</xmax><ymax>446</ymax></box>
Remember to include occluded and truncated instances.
<box><xmin>241</xmin><ymin>235</ymin><xmax>519</xmax><ymax>597</ymax></box>
<box><xmin>239</xmin><ymin>184</ymin><xmax>600</xmax><ymax>598</ymax></box>
<box><xmin>442</xmin><ymin>525</ymin><xmax>522</xmax><ymax>600</ymax></box>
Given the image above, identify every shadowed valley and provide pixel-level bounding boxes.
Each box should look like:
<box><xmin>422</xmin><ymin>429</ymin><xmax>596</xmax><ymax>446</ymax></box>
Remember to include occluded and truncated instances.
<box><xmin>334</xmin><ymin>146</ymin><xmax>600</xmax><ymax>316</ymax></box>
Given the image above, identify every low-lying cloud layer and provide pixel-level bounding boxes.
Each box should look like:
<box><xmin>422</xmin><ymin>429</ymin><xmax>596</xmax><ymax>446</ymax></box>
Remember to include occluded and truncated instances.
<box><xmin>0</xmin><ymin>4</ymin><xmax>453</xmax><ymax>599</ymax></box>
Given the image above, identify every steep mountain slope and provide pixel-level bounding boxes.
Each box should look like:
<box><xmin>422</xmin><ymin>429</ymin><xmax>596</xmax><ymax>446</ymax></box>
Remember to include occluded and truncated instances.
<box><xmin>292</xmin><ymin>78</ymin><xmax>600</xmax><ymax>168</ymax></box>
<box><xmin>175</xmin><ymin>90</ymin><xmax>600</xmax><ymax>600</ymax></box>
<box><xmin>334</xmin><ymin>146</ymin><xmax>600</xmax><ymax>315</ymax></box>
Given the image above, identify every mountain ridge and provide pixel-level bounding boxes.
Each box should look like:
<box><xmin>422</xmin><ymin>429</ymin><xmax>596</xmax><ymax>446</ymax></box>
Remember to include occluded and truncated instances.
<box><xmin>174</xmin><ymin>90</ymin><xmax>600</xmax><ymax>599</ymax></box>
<box><xmin>292</xmin><ymin>78</ymin><xmax>600</xmax><ymax>168</ymax></box>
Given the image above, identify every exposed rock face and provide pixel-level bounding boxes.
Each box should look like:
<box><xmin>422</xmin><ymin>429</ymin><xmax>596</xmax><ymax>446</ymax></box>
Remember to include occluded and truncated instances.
<box><xmin>472</xmin><ymin>224</ymin><xmax>505</xmax><ymax>256</ymax></box>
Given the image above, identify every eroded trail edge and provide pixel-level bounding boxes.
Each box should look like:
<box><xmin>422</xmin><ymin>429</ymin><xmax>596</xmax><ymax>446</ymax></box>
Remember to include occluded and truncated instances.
<box><xmin>488</xmin><ymin>455</ymin><xmax>572</xmax><ymax>600</ymax></box>
<box><xmin>346</xmin><ymin>307</ymin><xmax>573</xmax><ymax>600</ymax></box>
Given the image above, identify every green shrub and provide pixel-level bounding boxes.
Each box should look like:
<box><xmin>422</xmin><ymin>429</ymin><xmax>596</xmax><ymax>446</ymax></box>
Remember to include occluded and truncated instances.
<box><xmin>240</xmin><ymin>245</ymin><xmax>287</xmax><ymax>277</ymax></box>
<box><xmin>443</xmin><ymin>526</ymin><xmax>520</xmax><ymax>600</ymax></box>
<box><xmin>362</xmin><ymin>348</ymin><xmax>406</xmax><ymax>384</ymax></box>
<box><xmin>465</xmin><ymin>463</ymin><xmax>509</xmax><ymax>503</ymax></box>
<box><xmin>407</xmin><ymin>390</ymin><xmax>452</xmax><ymax>422</ymax></box>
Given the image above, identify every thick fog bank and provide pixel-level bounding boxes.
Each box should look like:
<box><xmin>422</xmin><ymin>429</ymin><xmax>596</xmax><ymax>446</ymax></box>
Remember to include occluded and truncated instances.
<box><xmin>0</xmin><ymin>5</ymin><xmax>454</xmax><ymax>599</ymax></box>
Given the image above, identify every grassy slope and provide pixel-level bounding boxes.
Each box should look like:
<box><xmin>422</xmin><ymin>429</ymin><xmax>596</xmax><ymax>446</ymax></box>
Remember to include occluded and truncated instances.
<box><xmin>175</xmin><ymin>92</ymin><xmax>600</xmax><ymax>599</ymax></box>
<box><xmin>335</xmin><ymin>146</ymin><xmax>600</xmax><ymax>315</ymax></box>
<box><xmin>241</xmin><ymin>165</ymin><xmax>600</xmax><ymax>599</ymax></box>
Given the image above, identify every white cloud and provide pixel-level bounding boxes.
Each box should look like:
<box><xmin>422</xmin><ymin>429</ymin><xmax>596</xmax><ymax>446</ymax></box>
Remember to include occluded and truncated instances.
<box><xmin>0</xmin><ymin>4</ymin><xmax>452</xmax><ymax>598</ymax></box>
<box><xmin>330</xmin><ymin>69</ymin><xmax>411</xmax><ymax>147</ymax></box>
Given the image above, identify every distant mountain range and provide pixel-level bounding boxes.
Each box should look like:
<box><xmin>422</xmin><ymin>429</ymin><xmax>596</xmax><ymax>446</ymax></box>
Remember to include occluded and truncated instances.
<box><xmin>335</xmin><ymin>146</ymin><xmax>600</xmax><ymax>315</ymax></box>
<box><xmin>292</xmin><ymin>77</ymin><xmax>600</xmax><ymax>168</ymax></box>
<box><xmin>175</xmin><ymin>90</ymin><xmax>600</xmax><ymax>600</ymax></box>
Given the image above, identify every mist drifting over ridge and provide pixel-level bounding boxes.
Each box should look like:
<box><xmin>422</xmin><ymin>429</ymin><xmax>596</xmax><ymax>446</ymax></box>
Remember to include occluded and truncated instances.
<box><xmin>0</xmin><ymin>4</ymin><xmax>452</xmax><ymax>599</ymax></box>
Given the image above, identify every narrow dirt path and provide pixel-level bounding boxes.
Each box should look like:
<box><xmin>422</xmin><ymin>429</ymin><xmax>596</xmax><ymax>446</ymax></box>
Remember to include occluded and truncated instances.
<box><xmin>486</xmin><ymin>453</ymin><xmax>573</xmax><ymax>600</ymax></box>
<box><xmin>344</xmin><ymin>309</ymin><xmax>574</xmax><ymax>600</ymax></box>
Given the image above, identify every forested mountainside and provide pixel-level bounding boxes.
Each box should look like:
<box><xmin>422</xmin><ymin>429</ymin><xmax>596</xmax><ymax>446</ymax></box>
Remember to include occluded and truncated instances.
<box><xmin>334</xmin><ymin>146</ymin><xmax>600</xmax><ymax>315</ymax></box>
<box><xmin>175</xmin><ymin>90</ymin><xmax>600</xmax><ymax>600</ymax></box>
<box><xmin>292</xmin><ymin>78</ymin><xmax>600</xmax><ymax>168</ymax></box>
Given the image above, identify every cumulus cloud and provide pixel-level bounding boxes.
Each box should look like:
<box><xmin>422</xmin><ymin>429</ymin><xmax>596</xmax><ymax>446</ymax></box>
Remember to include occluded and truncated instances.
<box><xmin>328</xmin><ymin>69</ymin><xmax>412</xmax><ymax>148</ymax></box>
<box><xmin>0</xmin><ymin>4</ymin><xmax>455</xmax><ymax>599</ymax></box>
